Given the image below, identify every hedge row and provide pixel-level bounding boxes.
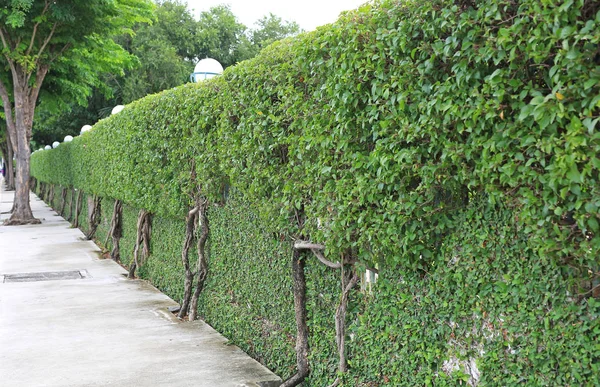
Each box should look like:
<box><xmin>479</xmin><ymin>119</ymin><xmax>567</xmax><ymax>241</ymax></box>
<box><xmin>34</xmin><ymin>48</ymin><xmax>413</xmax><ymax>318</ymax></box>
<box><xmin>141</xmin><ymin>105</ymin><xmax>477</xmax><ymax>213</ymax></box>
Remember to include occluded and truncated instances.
<box><xmin>32</xmin><ymin>0</ymin><xmax>599</xmax><ymax>385</ymax></box>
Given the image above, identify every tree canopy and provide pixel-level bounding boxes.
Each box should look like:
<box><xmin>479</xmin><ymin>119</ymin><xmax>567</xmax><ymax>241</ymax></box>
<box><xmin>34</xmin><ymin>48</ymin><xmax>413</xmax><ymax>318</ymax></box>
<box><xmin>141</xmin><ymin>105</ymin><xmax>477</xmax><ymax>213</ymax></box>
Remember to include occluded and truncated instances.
<box><xmin>0</xmin><ymin>0</ymin><xmax>154</xmax><ymax>223</ymax></box>
<box><xmin>30</xmin><ymin>1</ymin><xmax>302</xmax><ymax>147</ymax></box>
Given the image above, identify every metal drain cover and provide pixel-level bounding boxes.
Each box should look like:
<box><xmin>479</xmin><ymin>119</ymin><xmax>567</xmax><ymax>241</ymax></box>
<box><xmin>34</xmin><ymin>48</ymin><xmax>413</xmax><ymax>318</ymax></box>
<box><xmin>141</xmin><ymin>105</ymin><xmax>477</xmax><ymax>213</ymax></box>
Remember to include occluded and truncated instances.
<box><xmin>1</xmin><ymin>270</ymin><xmax>90</xmax><ymax>283</ymax></box>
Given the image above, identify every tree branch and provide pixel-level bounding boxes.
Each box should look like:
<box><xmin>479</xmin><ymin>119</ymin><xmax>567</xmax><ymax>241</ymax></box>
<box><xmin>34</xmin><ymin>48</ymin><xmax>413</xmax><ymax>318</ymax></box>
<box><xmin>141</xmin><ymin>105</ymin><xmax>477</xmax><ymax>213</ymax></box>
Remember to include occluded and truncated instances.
<box><xmin>49</xmin><ymin>42</ymin><xmax>71</xmax><ymax>64</ymax></box>
<box><xmin>36</xmin><ymin>22</ymin><xmax>58</xmax><ymax>59</ymax></box>
<box><xmin>0</xmin><ymin>28</ymin><xmax>17</xmax><ymax>75</ymax></box>
<box><xmin>26</xmin><ymin>0</ymin><xmax>51</xmax><ymax>56</ymax></box>
<box><xmin>188</xmin><ymin>206</ymin><xmax>200</xmax><ymax>217</ymax></box>
<box><xmin>311</xmin><ymin>248</ymin><xmax>342</xmax><ymax>269</ymax></box>
<box><xmin>26</xmin><ymin>22</ymin><xmax>58</xmax><ymax>84</ymax></box>
<box><xmin>294</xmin><ymin>240</ymin><xmax>343</xmax><ymax>268</ymax></box>
<box><xmin>28</xmin><ymin>65</ymin><xmax>49</xmax><ymax>118</ymax></box>
<box><xmin>0</xmin><ymin>27</ymin><xmax>10</xmax><ymax>49</ymax></box>
<box><xmin>294</xmin><ymin>240</ymin><xmax>325</xmax><ymax>250</ymax></box>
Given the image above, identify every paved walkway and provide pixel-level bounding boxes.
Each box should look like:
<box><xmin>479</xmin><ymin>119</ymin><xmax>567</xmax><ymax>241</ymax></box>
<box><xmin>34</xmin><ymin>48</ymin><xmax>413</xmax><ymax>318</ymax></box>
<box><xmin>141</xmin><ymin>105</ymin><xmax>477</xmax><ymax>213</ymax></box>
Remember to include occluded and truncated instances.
<box><xmin>0</xmin><ymin>185</ymin><xmax>281</xmax><ymax>387</ymax></box>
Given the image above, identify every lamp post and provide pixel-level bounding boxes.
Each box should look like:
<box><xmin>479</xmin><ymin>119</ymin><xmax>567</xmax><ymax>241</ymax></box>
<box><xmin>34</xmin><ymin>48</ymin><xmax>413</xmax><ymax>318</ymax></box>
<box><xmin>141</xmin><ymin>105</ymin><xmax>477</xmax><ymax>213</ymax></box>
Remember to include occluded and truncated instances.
<box><xmin>80</xmin><ymin>125</ymin><xmax>92</xmax><ymax>134</ymax></box>
<box><xmin>52</xmin><ymin>141</ymin><xmax>60</xmax><ymax>149</ymax></box>
<box><xmin>190</xmin><ymin>58</ymin><xmax>223</xmax><ymax>83</ymax></box>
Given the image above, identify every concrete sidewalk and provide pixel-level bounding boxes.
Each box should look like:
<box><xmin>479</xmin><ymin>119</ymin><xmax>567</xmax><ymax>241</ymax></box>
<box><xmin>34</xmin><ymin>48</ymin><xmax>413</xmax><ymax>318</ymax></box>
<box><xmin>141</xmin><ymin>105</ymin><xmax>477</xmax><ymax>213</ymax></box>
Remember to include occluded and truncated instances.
<box><xmin>0</xmin><ymin>187</ymin><xmax>281</xmax><ymax>387</ymax></box>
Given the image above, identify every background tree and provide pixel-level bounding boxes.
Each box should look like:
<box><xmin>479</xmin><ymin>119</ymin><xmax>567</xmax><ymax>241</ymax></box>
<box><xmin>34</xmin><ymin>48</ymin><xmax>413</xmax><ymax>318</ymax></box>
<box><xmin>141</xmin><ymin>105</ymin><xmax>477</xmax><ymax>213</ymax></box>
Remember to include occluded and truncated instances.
<box><xmin>29</xmin><ymin>1</ymin><xmax>302</xmax><ymax>153</ymax></box>
<box><xmin>32</xmin><ymin>92</ymin><xmax>110</xmax><ymax>149</ymax></box>
<box><xmin>0</xmin><ymin>118</ymin><xmax>15</xmax><ymax>190</ymax></box>
<box><xmin>195</xmin><ymin>5</ymin><xmax>249</xmax><ymax>68</ymax></box>
<box><xmin>243</xmin><ymin>14</ymin><xmax>301</xmax><ymax>59</ymax></box>
<box><xmin>0</xmin><ymin>0</ymin><xmax>153</xmax><ymax>224</ymax></box>
<box><xmin>154</xmin><ymin>0</ymin><xmax>198</xmax><ymax>61</ymax></box>
<box><xmin>121</xmin><ymin>1</ymin><xmax>196</xmax><ymax>103</ymax></box>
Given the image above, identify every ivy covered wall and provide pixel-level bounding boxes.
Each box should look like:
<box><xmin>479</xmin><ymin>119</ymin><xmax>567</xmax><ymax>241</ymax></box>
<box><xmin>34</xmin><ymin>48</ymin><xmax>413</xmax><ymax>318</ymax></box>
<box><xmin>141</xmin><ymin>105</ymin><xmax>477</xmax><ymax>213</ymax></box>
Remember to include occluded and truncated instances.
<box><xmin>32</xmin><ymin>0</ymin><xmax>599</xmax><ymax>385</ymax></box>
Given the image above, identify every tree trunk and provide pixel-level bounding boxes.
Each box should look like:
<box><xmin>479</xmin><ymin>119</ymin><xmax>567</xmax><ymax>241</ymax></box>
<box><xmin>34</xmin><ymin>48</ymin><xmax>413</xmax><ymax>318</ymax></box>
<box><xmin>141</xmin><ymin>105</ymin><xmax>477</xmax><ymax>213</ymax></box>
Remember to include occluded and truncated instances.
<box><xmin>68</xmin><ymin>187</ymin><xmax>76</xmax><ymax>221</ymax></box>
<box><xmin>6</xmin><ymin>142</ymin><xmax>14</xmax><ymax>191</ymax></box>
<box><xmin>59</xmin><ymin>187</ymin><xmax>67</xmax><ymax>215</ymax></box>
<box><xmin>73</xmin><ymin>190</ymin><xmax>83</xmax><ymax>228</ymax></box>
<box><xmin>281</xmin><ymin>249</ymin><xmax>310</xmax><ymax>387</ymax></box>
<box><xmin>1</xmin><ymin>62</ymin><xmax>48</xmax><ymax>225</ymax></box>
<box><xmin>329</xmin><ymin>267</ymin><xmax>359</xmax><ymax>387</ymax></box>
<box><xmin>104</xmin><ymin>199</ymin><xmax>123</xmax><ymax>262</ymax></box>
<box><xmin>189</xmin><ymin>200</ymin><xmax>209</xmax><ymax>321</ymax></box>
<box><xmin>86</xmin><ymin>195</ymin><xmax>102</xmax><ymax>240</ymax></box>
<box><xmin>5</xmin><ymin>80</ymin><xmax>41</xmax><ymax>225</ymax></box>
<box><xmin>1</xmin><ymin>136</ymin><xmax>15</xmax><ymax>191</ymax></box>
<box><xmin>178</xmin><ymin>207</ymin><xmax>198</xmax><ymax>319</ymax></box>
<box><xmin>6</xmin><ymin>131</ymin><xmax>38</xmax><ymax>224</ymax></box>
<box><xmin>128</xmin><ymin>209</ymin><xmax>152</xmax><ymax>279</ymax></box>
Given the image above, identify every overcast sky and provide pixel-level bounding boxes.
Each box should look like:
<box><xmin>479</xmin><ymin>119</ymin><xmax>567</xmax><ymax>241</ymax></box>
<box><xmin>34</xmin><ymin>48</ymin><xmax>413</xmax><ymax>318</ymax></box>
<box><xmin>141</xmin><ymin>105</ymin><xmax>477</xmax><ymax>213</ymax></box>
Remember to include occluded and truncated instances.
<box><xmin>184</xmin><ymin>0</ymin><xmax>369</xmax><ymax>31</ymax></box>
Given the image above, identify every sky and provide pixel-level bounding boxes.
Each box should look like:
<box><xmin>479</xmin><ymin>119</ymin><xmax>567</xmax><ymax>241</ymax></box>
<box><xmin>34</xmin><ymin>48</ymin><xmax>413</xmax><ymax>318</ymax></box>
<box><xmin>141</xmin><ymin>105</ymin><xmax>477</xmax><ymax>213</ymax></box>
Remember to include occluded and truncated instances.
<box><xmin>184</xmin><ymin>0</ymin><xmax>369</xmax><ymax>31</ymax></box>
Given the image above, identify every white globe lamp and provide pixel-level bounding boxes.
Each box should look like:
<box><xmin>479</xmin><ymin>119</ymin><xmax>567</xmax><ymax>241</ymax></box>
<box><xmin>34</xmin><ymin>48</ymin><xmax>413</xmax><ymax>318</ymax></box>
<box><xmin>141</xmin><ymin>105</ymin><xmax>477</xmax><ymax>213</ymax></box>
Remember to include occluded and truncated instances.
<box><xmin>111</xmin><ymin>105</ymin><xmax>124</xmax><ymax>115</ymax></box>
<box><xmin>190</xmin><ymin>58</ymin><xmax>223</xmax><ymax>83</ymax></box>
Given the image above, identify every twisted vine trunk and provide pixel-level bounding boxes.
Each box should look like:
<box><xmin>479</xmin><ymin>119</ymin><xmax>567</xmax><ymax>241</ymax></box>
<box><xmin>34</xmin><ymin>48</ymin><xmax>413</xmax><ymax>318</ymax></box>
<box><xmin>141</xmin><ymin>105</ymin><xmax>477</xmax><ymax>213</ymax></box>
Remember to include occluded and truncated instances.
<box><xmin>281</xmin><ymin>249</ymin><xmax>309</xmax><ymax>387</ymax></box>
<box><xmin>48</xmin><ymin>184</ymin><xmax>55</xmax><ymax>207</ymax></box>
<box><xmin>128</xmin><ymin>209</ymin><xmax>152</xmax><ymax>279</ymax></box>
<box><xmin>29</xmin><ymin>177</ymin><xmax>37</xmax><ymax>195</ymax></box>
<box><xmin>39</xmin><ymin>182</ymin><xmax>46</xmax><ymax>201</ymax></box>
<box><xmin>73</xmin><ymin>190</ymin><xmax>83</xmax><ymax>228</ymax></box>
<box><xmin>86</xmin><ymin>195</ymin><xmax>102</xmax><ymax>240</ymax></box>
<box><xmin>59</xmin><ymin>187</ymin><xmax>67</xmax><ymax>215</ymax></box>
<box><xmin>104</xmin><ymin>200</ymin><xmax>123</xmax><ymax>261</ymax></box>
<box><xmin>328</xmin><ymin>267</ymin><xmax>360</xmax><ymax>387</ymax></box>
<box><xmin>178</xmin><ymin>207</ymin><xmax>198</xmax><ymax>319</ymax></box>
<box><xmin>189</xmin><ymin>199</ymin><xmax>209</xmax><ymax>321</ymax></box>
<box><xmin>67</xmin><ymin>187</ymin><xmax>76</xmax><ymax>221</ymax></box>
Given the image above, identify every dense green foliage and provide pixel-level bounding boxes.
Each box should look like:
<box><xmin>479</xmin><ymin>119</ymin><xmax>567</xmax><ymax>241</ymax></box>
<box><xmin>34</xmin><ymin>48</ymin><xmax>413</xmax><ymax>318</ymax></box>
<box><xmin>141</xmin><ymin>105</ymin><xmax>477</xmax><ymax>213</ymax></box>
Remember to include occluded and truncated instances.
<box><xmin>32</xmin><ymin>0</ymin><xmax>599</xmax><ymax>385</ymax></box>
<box><xmin>31</xmin><ymin>1</ymin><xmax>301</xmax><ymax>148</ymax></box>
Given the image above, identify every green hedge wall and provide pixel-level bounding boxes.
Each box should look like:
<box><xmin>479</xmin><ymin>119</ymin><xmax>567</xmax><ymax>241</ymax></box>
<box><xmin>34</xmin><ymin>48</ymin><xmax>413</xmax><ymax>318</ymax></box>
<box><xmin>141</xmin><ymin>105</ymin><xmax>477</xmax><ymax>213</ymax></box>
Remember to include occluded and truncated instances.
<box><xmin>32</xmin><ymin>0</ymin><xmax>599</xmax><ymax>385</ymax></box>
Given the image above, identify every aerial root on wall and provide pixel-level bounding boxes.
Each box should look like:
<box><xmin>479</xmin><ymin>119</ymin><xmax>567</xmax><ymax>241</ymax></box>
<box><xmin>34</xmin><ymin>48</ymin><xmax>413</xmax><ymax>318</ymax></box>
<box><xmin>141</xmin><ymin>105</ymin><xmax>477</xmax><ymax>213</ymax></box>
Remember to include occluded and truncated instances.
<box><xmin>59</xmin><ymin>187</ymin><xmax>67</xmax><ymax>215</ymax></box>
<box><xmin>128</xmin><ymin>209</ymin><xmax>152</xmax><ymax>279</ymax></box>
<box><xmin>48</xmin><ymin>184</ymin><xmax>55</xmax><ymax>205</ymax></box>
<box><xmin>73</xmin><ymin>189</ymin><xmax>83</xmax><ymax>228</ymax></box>
<box><xmin>280</xmin><ymin>249</ymin><xmax>310</xmax><ymax>387</ymax></box>
<box><xmin>86</xmin><ymin>195</ymin><xmax>102</xmax><ymax>240</ymax></box>
<box><xmin>178</xmin><ymin>205</ymin><xmax>199</xmax><ymax>319</ymax></box>
<box><xmin>67</xmin><ymin>187</ymin><xmax>76</xmax><ymax>221</ymax></box>
<box><xmin>178</xmin><ymin>198</ymin><xmax>210</xmax><ymax>321</ymax></box>
<box><xmin>284</xmin><ymin>241</ymin><xmax>358</xmax><ymax>387</ymax></box>
<box><xmin>104</xmin><ymin>199</ymin><xmax>123</xmax><ymax>261</ymax></box>
<box><xmin>189</xmin><ymin>198</ymin><xmax>209</xmax><ymax>321</ymax></box>
<box><xmin>328</xmin><ymin>264</ymin><xmax>359</xmax><ymax>387</ymax></box>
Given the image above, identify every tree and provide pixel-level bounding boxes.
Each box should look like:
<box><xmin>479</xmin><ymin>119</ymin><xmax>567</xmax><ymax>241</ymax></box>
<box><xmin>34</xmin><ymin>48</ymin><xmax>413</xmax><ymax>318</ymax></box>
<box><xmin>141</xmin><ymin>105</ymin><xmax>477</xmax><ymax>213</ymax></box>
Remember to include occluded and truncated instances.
<box><xmin>0</xmin><ymin>119</ymin><xmax>15</xmax><ymax>190</ymax></box>
<box><xmin>154</xmin><ymin>0</ymin><xmax>198</xmax><ymax>61</ymax></box>
<box><xmin>247</xmin><ymin>14</ymin><xmax>301</xmax><ymax>57</ymax></box>
<box><xmin>32</xmin><ymin>1</ymin><xmax>197</xmax><ymax>145</ymax></box>
<box><xmin>0</xmin><ymin>0</ymin><xmax>153</xmax><ymax>225</ymax></box>
<box><xmin>28</xmin><ymin>3</ymin><xmax>302</xmax><ymax>154</ymax></box>
<box><xmin>121</xmin><ymin>1</ymin><xmax>195</xmax><ymax>103</ymax></box>
<box><xmin>195</xmin><ymin>5</ymin><xmax>248</xmax><ymax>68</ymax></box>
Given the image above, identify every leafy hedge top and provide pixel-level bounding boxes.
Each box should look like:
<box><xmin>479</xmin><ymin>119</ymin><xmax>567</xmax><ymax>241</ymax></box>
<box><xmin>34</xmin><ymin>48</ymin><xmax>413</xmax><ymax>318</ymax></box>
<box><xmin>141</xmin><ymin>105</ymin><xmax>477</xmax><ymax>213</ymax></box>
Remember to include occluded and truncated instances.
<box><xmin>32</xmin><ymin>0</ymin><xmax>600</xmax><ymax>270</ymax></box>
